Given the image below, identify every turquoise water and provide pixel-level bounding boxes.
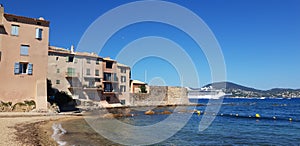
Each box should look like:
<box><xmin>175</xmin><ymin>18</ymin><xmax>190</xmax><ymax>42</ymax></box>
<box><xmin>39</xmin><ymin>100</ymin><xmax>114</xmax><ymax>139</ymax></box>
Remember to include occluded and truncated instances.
<box><xmin>59</xmin><ymin>98</ymin><xmax>300</xmax><ymax>145</ymax></box>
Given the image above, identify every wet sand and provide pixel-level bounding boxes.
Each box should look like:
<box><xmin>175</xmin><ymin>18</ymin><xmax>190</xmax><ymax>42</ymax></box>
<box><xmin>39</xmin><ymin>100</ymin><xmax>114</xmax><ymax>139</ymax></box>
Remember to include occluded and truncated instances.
<box><xmin>0</xmin><ymin>113</ymin><xmax>80</xmax><ymax>146</ymax></box>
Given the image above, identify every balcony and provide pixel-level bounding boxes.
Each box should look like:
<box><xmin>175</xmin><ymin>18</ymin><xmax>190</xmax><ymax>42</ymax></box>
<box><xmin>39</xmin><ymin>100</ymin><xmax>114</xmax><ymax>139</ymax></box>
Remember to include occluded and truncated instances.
<box><xmin>67</xmin><ymin>84</ymin><xmax>82</xmax><ymax>89</ymax></box>
<box><xmin>83</xmin><ymin>84</ymin><xmax>102</xmax><ymax>91</ymax></box>
<box><xmin>103</xmin><ymin>73</ymin><xmax>118</xmax><ymax>83</ymax></box>
<box><xmin>103</xmin><ymin>82</ymin><xmax>119</xmax><ymax>93</ymax></box>
<box><xmin>65</xmin><ymin>72</ymin><xmax>79</xmax><ymax>78</ymax></box>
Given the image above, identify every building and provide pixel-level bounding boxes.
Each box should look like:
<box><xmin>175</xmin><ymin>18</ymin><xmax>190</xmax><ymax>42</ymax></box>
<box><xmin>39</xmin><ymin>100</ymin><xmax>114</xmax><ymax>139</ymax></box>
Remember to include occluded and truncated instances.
<box><xmin>130</xmin><ymin>80</ymin><xmax>148</xmax><ymax>93</ymax></box>
<box><xmin>48</xmin><ymin>46</ymin><xmax>131</xmax><ymax>104</ymax></box>
<box><xmin>0</xmin><ymin>5</ymin><xmax>49</xmax><ymax>109</ymax></box>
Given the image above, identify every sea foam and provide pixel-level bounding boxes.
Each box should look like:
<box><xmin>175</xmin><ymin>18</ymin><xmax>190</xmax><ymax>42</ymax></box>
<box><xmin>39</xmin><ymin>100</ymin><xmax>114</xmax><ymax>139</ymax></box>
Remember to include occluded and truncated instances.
<box><xmin>52</xmin><ymin>123</ymin><xmax>67</xmax><ymax>146</ymax></box>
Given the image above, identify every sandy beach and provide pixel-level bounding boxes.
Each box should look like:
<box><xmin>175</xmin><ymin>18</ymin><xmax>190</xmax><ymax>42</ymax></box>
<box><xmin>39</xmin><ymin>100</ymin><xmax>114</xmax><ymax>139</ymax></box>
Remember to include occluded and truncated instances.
<box><xmin>0</xmin><ymin>112</ymin><xmax>81</xmax><ymax>146</ymax></box>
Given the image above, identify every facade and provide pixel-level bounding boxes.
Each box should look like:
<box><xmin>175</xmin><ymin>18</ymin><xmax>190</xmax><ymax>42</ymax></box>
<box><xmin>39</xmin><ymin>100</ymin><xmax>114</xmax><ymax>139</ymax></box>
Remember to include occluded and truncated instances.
<box><xmin>48</xmin><ymin>46</ymin><xmax>131</xmax><ymax>104</ymax></box>
<box><xmin>130</xmin><ymin>80</ymin><xmax>149</xmax><ymax>93</ymax></box>
<box><xmin>0</xmin><ymin>5</ymin><xmax>49</xmax><ymax>109</ymax></box>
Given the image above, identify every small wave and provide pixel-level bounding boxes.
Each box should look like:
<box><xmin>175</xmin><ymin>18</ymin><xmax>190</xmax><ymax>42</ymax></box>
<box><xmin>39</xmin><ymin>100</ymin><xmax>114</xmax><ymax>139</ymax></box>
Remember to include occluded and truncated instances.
<box><xmin>52</xmin><ymin>123</ymin><xmax>67</xmax><ymax>146</ymax></box>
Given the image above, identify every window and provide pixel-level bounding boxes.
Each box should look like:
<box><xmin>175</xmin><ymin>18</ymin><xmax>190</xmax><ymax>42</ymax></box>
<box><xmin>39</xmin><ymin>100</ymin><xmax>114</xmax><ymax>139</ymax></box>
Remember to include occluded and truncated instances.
<box><xmin>14</xmin><ymin>62</ymin><xmax>33</xmax><ymax>75</ymax></box>
<box><xmin>11</xmin><ymin>25</ymin><xmax>19</xmax><ymax>36</ymax></box>
<box><xmin>86</xmin><ymin>58</ymin><xmax>91</xmax><ymax>64</ymax></box>
<box><xmin>120</xmin><ymin>85</ymin><xmax>126</xmax><ymax>92</ymax></box>
<box><xmin>121</xmin><ymin>76</ymin><xmax>126</xmax><ymax>83</ymax></box>
<box><xmin>104</xmin><ymin>73</ymin><xmax>111</xmax><ymax>81</ymax></box>
<box><xmin>114</xmin><ymin>73</ymin><xmax>118</xmax><ymax>81</ymax></box>
<box><xmin>67</xmin><ymin>67</ymin><xmax>75</xmax><ymax>76</ymax></box>
<box><xmin>104</xmin><ymin>83</ymin><xmax>113</xmax><ymax>92</ymax></box>
<box><xmin>56</xmin><ymin>80</ymin><xmax>60</xmax><ymax>84</ymax></box>
<box><xmin>56</xmin><ymin>69</ymin><xmax>60</xmax><ymax>73</ymax></box>
<box><xmin>95</xmin><ymin>78</ymin><xmax>101</xmax><ymax>82</ymax></box>
<box><xmin>35</xmin><ymin>28</ymin><xmax>42</xmax><ymax>39</ymax></box>
<box><xmin>121</xmin><ymin>68</ymin><xmax>126</xmax><ymax>73</ymax></box>
<box><xmin>20</xmin><ymin>45</ymin><xmax>29</xmax><ymax>56</ymax></box>
<box><xmin>66</xmin><ymin>56</ymin><xmax>74</xmax><ymax>62</ymax></box>
<box><xmin>86</xmin><ymin>69</ymin><xmax>90</xmax><ymax>75</ymax></box>
<box><xmin>95</xmin><ymin>69</ymin><xmax>99</xmax><ymax>76</ymax></box>
<box><xmin>106</xmin><ymin>61</ymin><xmax>113</xmax><ymax>68</ymax></box>
<box><xmin>96</xmin><ymin>58</ymin><xmax>100</xmax><ymax>65</ymax></box>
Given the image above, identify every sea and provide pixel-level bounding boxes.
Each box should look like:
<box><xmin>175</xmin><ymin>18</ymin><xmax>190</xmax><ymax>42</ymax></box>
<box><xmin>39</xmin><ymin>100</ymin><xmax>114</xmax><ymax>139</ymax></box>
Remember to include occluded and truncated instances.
<box><xmin>55</xmin><ymin>98</ymin><xmax>300</xmax><ymax>145</ymax></box>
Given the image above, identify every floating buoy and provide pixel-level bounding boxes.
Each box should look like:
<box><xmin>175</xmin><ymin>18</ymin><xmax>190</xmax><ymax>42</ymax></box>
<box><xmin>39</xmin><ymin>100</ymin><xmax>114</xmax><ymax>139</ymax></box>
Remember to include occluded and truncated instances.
<box><xmin>220</xmin><ymin>113</ymin><xmax>224</xmax><ymax>116</ymax></box>
<box><xmin>255</xmin><ymin>114</ymin><xmax>261</xmax><ymax>118</ymax></box>
<box><xmin>235</xmin><ymin>114</ymin><xmax>239</xmax><ymax>117</ymax></box>
<box><xmin>273</xmin><ymin>116</ymin><xmax>276</xmax><ymax>120</ymax></box>
<box><xmin>289</xmin><ymin>118</ymin><xmax>292</xmax><ymax>121</ymax></box>
<box><xmin>197</xmin><ymin>110</ymin><xmax>201</xmax><ymax>116</ymax></box>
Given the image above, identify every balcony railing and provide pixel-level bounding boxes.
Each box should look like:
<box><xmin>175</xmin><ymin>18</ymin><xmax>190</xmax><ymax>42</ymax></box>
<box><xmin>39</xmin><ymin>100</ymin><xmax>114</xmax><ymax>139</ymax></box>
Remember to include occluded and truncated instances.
<box><xmin>65</xmin><ymin>72</ymin><xmax>79</xmax><ymax>78</ymax></box>
<box><xmin>83</xmin><ymin>85</ymin><xmax>102</xmax><ymax>90</ymax></box>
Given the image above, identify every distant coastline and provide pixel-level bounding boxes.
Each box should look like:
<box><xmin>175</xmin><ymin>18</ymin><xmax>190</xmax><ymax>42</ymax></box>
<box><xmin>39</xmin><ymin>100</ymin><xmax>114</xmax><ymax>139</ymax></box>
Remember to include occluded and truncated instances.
<box><xmin>204</xmin><ymin>82</ymin><xmax>300</xmax><ymax>98</ymax></box>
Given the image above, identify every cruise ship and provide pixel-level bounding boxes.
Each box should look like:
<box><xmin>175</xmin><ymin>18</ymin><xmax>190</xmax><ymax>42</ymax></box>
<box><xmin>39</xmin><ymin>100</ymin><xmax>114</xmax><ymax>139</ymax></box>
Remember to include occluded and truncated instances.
<box><xmin>187</xmin><ymin>86</ymin><xmax>226</xmax><ymax>99</ymax></box>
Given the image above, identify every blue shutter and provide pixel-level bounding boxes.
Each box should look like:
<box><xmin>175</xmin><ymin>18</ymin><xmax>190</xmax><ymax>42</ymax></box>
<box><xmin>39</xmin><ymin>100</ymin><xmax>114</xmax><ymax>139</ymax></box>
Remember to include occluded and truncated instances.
<box><xmin>14</xmin><ymin>62</ymin><xmax>20</xmax><ymax>74</ymax></box>
<box><xmin>35</xmin><ymin>28</ymin><xmax>42</xmax><ymax>39</ymax></box>
<box><xmin>11</xmin><ymin>25</ymin><xmax>19</xmax><ymax>36</ymax></box>
<box><xmin>35</xmin><ymin>28</ymin><xmax>39</xmax><ymax>38</ymax></box>
<box><xmin>28</xmin><ymin>63</ymin><xmax>33</xmax><ymax>75</ymax></box>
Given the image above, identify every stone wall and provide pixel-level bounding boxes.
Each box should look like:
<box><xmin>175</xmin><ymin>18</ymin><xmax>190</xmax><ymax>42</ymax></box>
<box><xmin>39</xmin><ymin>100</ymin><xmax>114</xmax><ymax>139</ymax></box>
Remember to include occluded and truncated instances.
<box><xmin>127</xmin><ymin>86</ymin><xmax>189</xmax><ymax>106</ymax></box>
<box><xmin>167</xmin><ymin>86</ymin><xmax>189</xmax><ymax>105</ymax></box>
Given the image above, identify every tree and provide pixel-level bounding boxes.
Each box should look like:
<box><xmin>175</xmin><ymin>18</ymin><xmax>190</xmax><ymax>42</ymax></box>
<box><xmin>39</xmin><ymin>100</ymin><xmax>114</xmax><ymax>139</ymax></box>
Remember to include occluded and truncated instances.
<box><xmin>47</xmin><ymin>79</ymin><xmax>55</xmax><ymax>97</ymax></box>
<box><xmin>140</xmin><ymin>85</ymin><xmax>147</xmax><ymax>93</ymax></box>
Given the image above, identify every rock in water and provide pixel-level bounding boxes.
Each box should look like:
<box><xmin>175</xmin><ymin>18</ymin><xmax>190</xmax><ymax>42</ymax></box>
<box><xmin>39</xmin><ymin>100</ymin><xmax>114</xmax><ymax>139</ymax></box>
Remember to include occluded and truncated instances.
<box><xmin>145</xmin><ymin>110</ymin><xmax>155</xmax><ymax>115</ymax></box>
<box><xmin>161</xmin><ymin>110</ymin><xmax>172</xmax><ymax>115</ymax></box>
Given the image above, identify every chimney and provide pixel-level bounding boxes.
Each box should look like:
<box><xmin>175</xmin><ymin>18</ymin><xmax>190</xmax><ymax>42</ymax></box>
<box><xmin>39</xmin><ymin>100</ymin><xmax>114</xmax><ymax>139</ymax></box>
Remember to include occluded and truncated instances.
<box><xmin>70</xmin><ymin>45</ymin><xmax>75</xmax><ymax>53</ymax></box>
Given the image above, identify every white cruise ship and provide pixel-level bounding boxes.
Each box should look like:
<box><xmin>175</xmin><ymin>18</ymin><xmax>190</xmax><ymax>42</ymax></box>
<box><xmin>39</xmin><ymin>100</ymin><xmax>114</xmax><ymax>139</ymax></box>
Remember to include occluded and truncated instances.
<box><xmin>187</xmin><ymin>86</ymin><xmax>226</xmax><ymax>99</ymax></box>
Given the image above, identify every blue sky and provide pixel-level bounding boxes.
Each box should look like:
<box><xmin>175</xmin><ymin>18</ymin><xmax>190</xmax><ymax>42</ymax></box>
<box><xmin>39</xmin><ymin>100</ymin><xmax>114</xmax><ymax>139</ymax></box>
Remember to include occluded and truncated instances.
<box><xmin>1</xmin><ymin>0</ymin><xmax>300</xmax><ymax>89</ymax></box>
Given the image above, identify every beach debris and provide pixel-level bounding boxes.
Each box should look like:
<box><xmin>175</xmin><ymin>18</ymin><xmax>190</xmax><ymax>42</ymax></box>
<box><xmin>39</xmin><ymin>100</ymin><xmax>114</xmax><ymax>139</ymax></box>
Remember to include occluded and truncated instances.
<box><xmin>145</xmin><ymin>110</ymin><xmax>155</xmax><ymax>115</ymax></box>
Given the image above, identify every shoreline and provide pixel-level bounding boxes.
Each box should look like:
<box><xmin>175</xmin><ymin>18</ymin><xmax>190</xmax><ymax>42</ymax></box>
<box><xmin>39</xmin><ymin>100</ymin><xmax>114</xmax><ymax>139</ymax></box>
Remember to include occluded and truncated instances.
<box><xmin>0</xmin><ymin>113</ymin><xmax>81</xmax><ymax>146</ymax></box>
<box><xmin>2</xmin><ymin>98</ymin><xmax>296</xmax><ymax>145</ymax></box>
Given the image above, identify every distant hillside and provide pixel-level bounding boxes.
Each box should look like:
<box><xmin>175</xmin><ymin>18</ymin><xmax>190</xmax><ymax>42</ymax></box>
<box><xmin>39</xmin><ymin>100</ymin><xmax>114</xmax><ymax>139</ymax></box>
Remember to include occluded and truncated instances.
<box><xmin>203</xmin><ymin>82</ymin><xmax>300</xmax><ymax>98</ymax></box>
<box><xmin>204</xmin><ymin>82</ymin><xmax>262</xmax><ymax>92</ymax></box>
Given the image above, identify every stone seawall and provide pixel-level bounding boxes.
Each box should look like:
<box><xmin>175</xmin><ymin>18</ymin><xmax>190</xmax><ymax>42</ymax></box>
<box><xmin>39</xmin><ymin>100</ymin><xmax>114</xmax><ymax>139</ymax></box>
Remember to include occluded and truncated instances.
<box><xmin>127</xmin><ymin>86</ymin><xmax>189</xmax><ymax>106</ymax></box>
